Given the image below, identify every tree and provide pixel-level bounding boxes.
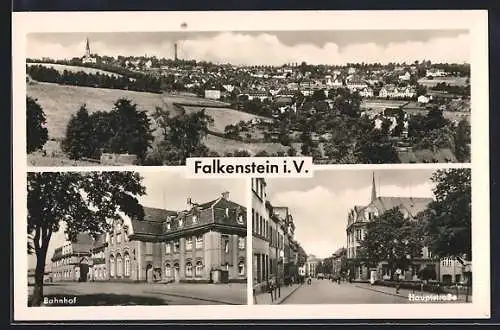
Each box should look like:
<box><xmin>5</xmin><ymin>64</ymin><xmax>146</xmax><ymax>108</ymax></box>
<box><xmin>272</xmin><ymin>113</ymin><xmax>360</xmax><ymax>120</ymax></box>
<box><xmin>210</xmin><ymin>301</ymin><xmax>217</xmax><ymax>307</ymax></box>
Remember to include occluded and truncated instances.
<box><xmin>106</xmin><ymin>99</ymin><xmax>154</xmax><ymax>161</ymax></box>
<box><xmin>287</xmin><ymin>146</ymin><xmax>297</xmax><ymax>156</ymax></box>
<box><xmin>152</xmin><ymin>107</ymin><xmax>214</xmax><ymax>164</ymax></box>
<box><xmin>27</xmin><ymin>171</ymin><xmax>146</xmax><ymax>306</ymax></box>
<box><xmin>454</xmin><ymin>119</ymin><xmax>471</xmax><ymax>162</ymax></box>
<box><xmin>357</xmin><ymin>208</ymin><xmax>425</xmax><ymax>275</ymax></box>
<box><xmin>425</xmin><ymin>168</ymin><xmax>471</xmax><ymax>260</ymax></box>
<box><xmin>26</xmin><ymin>97</ymin><xmax>49</xmax><ymax>153</ymax></box>
<box><xmin>61</xmin><ymin>105</ymin><xmax>93</xmax><ymax>159</ymax></box>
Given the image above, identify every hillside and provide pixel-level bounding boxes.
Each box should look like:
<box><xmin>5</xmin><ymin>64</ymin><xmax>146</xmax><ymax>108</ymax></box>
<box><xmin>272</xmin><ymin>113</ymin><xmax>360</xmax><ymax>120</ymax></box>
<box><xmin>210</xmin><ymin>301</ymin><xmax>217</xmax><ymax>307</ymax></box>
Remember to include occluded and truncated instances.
<box><xmin>26</xmin><ymin>82</ymin><xmax>167</xmax><ymax>139</ymax></box>
<box><xmin>204</xmin><ymin>134</ymin><xmax>289</xmax><ymax>156</ymax></box>
<box><xmin>183</xmin><ymin>106</ymin><xmax>270</xmax><ymax>133</ymax></box>
<box><xmin>27</xmin><ymin>62</ymin><xmax>123</xmax><ymax>78</ymax></box>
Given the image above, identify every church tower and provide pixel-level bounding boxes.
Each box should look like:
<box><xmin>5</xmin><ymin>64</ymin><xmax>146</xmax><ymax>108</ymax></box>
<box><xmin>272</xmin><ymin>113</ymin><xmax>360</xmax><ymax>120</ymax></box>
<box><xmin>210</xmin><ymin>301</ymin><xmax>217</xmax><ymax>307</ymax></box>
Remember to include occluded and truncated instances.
<box><xmin>371</xmin><ymin>172</ymin><xmax>377</xmax><ymax>202</ymax></box>
<box><xmin>85</xmin><ymin>37</ymin><xmax>91</xmax><ymax>57</ymax></box>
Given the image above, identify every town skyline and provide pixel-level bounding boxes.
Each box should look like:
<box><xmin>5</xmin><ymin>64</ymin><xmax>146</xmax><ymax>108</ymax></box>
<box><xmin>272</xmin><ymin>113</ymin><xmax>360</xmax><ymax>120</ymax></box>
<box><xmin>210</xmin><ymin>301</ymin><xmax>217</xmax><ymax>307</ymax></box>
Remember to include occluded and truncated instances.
<box><xmin>265</xmin><ymin>170</ymin><xmax>435</xmax><ymax>260</ymax></box>
<box><xmin>27</xmin><ymin>172</ymin><xmax>246</xmax><ymax>269</ymax></box>
<box><xmin>27</xmin><ymin>30</ymin><xmax>470</xmax><ymax>66</ymax></box>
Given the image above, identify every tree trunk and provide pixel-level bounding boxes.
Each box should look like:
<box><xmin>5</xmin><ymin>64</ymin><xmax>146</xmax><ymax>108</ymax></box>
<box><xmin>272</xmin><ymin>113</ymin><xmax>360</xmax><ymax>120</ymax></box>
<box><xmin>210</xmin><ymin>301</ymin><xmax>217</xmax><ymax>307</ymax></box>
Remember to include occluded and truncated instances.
<box><xmin>31</xmin><ymin>254</ymin><xmax>46</xmax><ymax>306</ymax></box>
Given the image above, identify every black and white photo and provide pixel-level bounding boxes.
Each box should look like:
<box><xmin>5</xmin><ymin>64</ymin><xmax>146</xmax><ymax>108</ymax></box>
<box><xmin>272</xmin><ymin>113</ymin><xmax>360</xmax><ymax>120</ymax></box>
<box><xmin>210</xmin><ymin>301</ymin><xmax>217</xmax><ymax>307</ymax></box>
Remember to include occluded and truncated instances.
<box><xmin>252</xmin><ymin>168</ymin><xmax>472</xmax><ymax>304</ymax></box>
<box><xmin>27</xmin><ymin>170</ymin><xmax>248</xmax><ymax>306</ymax></box>
<box><xmin>26</xmin><ymin>29</ymin><xmax>471</xmax><ymax>166</ymax></box>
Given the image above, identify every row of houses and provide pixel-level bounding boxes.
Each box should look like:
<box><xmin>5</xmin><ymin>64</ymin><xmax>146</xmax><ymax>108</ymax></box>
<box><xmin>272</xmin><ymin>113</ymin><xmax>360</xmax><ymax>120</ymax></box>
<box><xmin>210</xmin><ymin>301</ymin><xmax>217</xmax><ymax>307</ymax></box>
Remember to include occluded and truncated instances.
<box><xmin>251</xmin><ymin>178</ymin><xmax>306</xmax><ymax>293</ymax></box>
<box><xmin>48</xmin><ymin>192</ymin><xmax>247</xmax><ymax>284</ymax></box>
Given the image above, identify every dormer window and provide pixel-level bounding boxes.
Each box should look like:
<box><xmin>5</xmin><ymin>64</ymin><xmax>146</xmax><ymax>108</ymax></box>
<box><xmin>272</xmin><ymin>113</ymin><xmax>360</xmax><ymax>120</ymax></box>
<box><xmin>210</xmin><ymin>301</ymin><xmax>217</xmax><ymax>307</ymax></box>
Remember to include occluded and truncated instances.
<box><xmin>225</xmin><ymin>208</ymin><xmax>229</xmax><ymax>217</ymax></box>
<box><xmin>237</xmin><ymin>214</ymin><xmax>244</xmax><ymax>224</ymax></box>
<box><xmin>179</xmin><ymin>218</ymin><xmax>184</xmax><ymax>227</ymax></box>
<box><xmin>192</xmin><ymin>215</ymin><xmax>198</xmax><ymax>224</ymax></box>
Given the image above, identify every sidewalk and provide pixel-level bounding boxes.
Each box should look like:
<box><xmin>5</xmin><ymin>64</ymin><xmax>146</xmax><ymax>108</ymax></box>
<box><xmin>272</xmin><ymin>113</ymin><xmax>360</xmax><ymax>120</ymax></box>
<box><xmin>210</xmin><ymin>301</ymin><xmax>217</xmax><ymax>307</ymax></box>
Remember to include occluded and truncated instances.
<box><xmin>353</xmin><ymin>282</ymin><xmax>472</xmax><ymax>303</ymax></box>
<box><xmin>254</xmin><ymin>283</ymin><xmax>302</xmax><ymax>305</ymax></box>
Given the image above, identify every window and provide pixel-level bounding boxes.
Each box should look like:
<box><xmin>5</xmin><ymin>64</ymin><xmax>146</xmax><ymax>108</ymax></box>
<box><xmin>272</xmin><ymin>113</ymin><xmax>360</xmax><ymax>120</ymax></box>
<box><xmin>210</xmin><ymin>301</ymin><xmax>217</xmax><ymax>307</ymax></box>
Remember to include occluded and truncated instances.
<box><xmin>124</xmin><ymin>231</ymin><xmax>128</xmax><ymax>242</ymax></box>
<box><xmin>173</xmin><ymin>240</ymin><xmax>180</xmax><ymax>253</ymax></box>
<box><xmin>110</xmin><ymin>234</ymin><xmax>114</xmax><ymax>245</ymax></box>
<box><xmin>116</xmin><ymin>255</ymin><xmax>123</xmax><ymax>277</ymax></box>
<box><xmin>224</xmin><ymin>239</ymin><xmax>229</xmax><ymax>253</ymax></box>
<box><xmin>238</xmin><ymin>260</ymin><xmax>245</xmax><ymax>275</ymax></box>
<box><xmin>124</xmin><ymin>254</ymin><xmax>130</xmax><ymax>277</ymax></box>
<box><xmin>192</xmin><ymin>215</ymin><xmax>197</xmax><ymax>223</ymax></box>
<box><xmin>165</xmin><ymin>243</ymin><xmax>171</xmax><ymax>254</ymax></box>
<box><xmin>145</xmin><ymin>242</ymin><xmax>153</xmax><ymax>254</ymax></box>
<box><xmin>165</xmin><ymin>263</ymin><xmax>172</xmax><ymax>277</ymax></box>
<box><xmin>224</xmin><ymin>263</ymin><xmax>229</xmax><ymax>271</ymax></box>
<box><xmin>117</xmin><ymin>233</ymin><xmax>122</xmax><ymax>243</ymax></box>
<box><xmin>178</xmin><ymin>218</ymin><xmax>183</xmax><ymax>228</ymax></box>
<box><xmin>225</xmin><ymin>208</ymin><xmax>229</xmax><ymax>217</ymax></box>
<box><xmin>186</xmin><ymin>262</ymin><xmax>193</xmax><ymax>277</ymax></box>
<box><xmin>237</xmin><ymin>214</ymin><xmax>244</xmax><ymax>224</ymax></box>
<box><xmin>186</xmin><ymin>237</ymin><xmax>193</xmax><ymax>251</ymax></box>
<box><xmin>238</xmin><ymin>237</ymin><xmax>245</xmax><ymax>250</ymax></box>
<box><xmin>109</xmin><ymin>256</ymin><xmax>115</xmax><ymax>277</ymax></box>
<box><xmin>195</xmin><ymin>261</ymin><xmax>203</xmax><ymax>277</ymax></box>
<box><xmin>195</xmin><ymin>235</ymin><xmax>203</xmax><ymax>249</ymax></box>
<box><xmin>166</xmin><ymin>221</ymin><xmax>171</xmax><ymax>230</ymax></box>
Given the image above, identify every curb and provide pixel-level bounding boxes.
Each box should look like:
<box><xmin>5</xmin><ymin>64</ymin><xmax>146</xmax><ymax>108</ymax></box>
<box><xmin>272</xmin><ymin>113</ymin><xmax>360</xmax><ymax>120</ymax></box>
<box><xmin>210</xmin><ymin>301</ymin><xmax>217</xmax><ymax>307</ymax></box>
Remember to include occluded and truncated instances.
<box><xmin>277</xmin><ymin>283</ymin><xmax>304</xmax><ymax>305</ymax></box>
<box><xmin>353</xmin><ymin>284</ymin><xmax>408</xmax><ymax>299</ymax></box>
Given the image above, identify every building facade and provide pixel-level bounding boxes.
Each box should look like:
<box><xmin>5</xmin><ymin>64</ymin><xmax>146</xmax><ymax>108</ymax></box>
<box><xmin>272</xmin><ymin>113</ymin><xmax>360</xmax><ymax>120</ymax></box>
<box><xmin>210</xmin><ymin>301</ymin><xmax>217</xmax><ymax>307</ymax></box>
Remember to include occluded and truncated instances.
<box><xmin>346</xmin><ymin>173</ymin><xmax>435</xmax><ymax>281</ymax></box>
<box><xmin>252</xmin><ymin>178</ymin><xmax>299</xmax><ymax>292</ymax></box>
<box><xmin>305</xmin><ymin>254</ymin><xmax>320</xmax><ymax>277</ymax></box>
<box><xmin>51</xmin><ymin>192</ymin><xmax>247</xmax><ymax>284</ymax></box>
<box><xmin>51</xmin><ymin>233</ymin><xmax>96</xmax><ymax>282</ymax></box>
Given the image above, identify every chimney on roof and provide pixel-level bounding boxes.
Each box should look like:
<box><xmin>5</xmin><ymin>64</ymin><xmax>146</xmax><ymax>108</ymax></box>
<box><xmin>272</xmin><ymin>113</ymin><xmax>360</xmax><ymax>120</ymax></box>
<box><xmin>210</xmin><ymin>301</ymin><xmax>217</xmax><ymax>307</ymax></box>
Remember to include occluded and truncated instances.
<box><xmin>187</xmin><ymin>197</ymin><xmax>192</xmax><ymax>209</ymax></box>
<box><xmin>221</xmin><ymin>191</ymin><xmax>230</xmax><ymax>200</ymax></box>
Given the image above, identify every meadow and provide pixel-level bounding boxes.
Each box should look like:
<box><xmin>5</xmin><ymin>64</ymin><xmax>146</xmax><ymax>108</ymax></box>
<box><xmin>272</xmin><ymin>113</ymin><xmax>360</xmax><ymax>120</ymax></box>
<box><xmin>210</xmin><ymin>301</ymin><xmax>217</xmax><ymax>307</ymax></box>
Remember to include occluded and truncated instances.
<box><xmin>417</xmin><ymin>77</ymin><xmax>468</xmax><ymax>87</ymax></box>
<box><xmin>183</xmin><ymin>106</ymin><xmax>270</xmax><ymax>133</ymax></box>
<box><xmin>27</xmin><ymin>82</ymin><xmax>167</xmax><ymax>139</ymax></box>
<box><xmin>27</xmin><ymin>62</ymin><xmax>123</xmax><ymax>78</ymax></box>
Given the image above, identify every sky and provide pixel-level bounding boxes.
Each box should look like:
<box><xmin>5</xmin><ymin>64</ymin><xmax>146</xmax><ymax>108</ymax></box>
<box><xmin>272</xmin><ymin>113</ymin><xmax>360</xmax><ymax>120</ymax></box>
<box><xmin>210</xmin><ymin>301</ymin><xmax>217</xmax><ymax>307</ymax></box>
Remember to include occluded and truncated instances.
<box><xmin>28</xmin><ymin>171</ymin><xmax>246</xmax><ymax>269</ymax></box>
<box><xmin>265</xmin><ymin>169</ymin><xmax>436</xmax><ymax>260</ymax></box>
<box><xmin>27</xmin><ymin>30</ymin><xmax>470</xmax><ymax>66</ymax></box>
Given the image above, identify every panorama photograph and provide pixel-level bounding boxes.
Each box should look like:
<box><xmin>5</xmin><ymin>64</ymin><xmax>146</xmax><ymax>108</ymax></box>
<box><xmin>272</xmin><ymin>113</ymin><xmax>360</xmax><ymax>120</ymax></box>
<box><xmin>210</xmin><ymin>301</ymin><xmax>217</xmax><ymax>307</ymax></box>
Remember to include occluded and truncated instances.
<box><xmin>25</xmin><ymin>30</ymin><xmax>471</xmax><ymax>166</ymax></box>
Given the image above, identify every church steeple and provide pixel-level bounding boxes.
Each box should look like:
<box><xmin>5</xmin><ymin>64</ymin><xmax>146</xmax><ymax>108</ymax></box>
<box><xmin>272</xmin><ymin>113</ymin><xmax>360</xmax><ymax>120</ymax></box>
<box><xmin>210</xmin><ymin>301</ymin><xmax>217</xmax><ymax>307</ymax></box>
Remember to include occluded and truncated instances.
<box><xmin>85</xmin><ymin>38</ymin><xmax>91</xmax><ymax>57</ymax></box>
<box><xmin>371</xmin><ymin>172</ymin><xmax>377</xmax><ymax>202</ymax></box>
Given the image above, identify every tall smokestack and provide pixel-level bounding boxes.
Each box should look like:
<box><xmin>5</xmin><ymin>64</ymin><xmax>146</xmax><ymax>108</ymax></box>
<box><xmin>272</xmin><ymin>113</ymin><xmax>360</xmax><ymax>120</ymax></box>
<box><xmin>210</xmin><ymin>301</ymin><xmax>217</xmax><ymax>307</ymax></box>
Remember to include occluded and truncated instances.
<box><xmin>174</xmin><ymin>42</ymin><xmax>178</xmax><ymax>61</ymax></box>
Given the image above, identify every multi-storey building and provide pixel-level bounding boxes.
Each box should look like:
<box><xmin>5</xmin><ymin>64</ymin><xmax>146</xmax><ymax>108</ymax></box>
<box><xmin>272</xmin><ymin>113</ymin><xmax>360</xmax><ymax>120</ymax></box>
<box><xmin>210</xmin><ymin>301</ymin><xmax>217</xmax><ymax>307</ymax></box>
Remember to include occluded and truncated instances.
<box><xmin>51</xmin><ymin>191</ymin><xmax>246</xmax><ymax>284</ymax></box>
<box><xmin>305</xmin><ymin>254</ymin><xmax>321</xmax><ymax>277</ymax></box>
<box><xmin>346</xmin><ymin>173</ymin><xmax>435</xmax><ymax>281</ymax></box>
<box><xmin>252</xmin><ymin>178</ymin><xmax>300</xmax><ymax>291</ymax></box>
<box><xmin>105</xmin><ymin>191</ymin><xmax>247</xmax><ymax>283</ymax></box>
<box><xmin>252</xmin><ymin>178</ymin><xmax>271</xmax><ymax>290</ymax></box>
<box><xmin>51</xmin><ymin>233</ymin><xmax>95</xmax><ymax>282</ymax></box>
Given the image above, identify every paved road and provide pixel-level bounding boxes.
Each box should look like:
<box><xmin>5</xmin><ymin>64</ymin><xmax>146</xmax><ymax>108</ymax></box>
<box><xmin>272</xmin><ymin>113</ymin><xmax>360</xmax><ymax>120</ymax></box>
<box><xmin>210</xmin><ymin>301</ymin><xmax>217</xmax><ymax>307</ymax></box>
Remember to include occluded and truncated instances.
<box><xmin>282</xmin><ymin>279</ymin><xmax>412</xmax><ymax>304</ymax></box>
<box><xmin>29</xmin><ymin>282</ymin><xmax>247</xmax><ymax>306</ymax></box>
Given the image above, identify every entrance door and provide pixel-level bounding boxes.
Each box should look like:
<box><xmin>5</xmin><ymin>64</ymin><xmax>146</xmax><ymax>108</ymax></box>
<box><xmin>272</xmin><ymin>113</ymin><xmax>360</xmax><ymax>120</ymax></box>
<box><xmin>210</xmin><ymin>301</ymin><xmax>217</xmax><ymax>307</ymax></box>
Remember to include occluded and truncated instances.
<box><xmin>174</xmin><ymin>263</ymin><xmax>180</xmax><ymax>283</ymax></box>
<box><xmin>145</xmin><ymin>264</ymin><xmax>153</xmax><ymax>283</ymax></box>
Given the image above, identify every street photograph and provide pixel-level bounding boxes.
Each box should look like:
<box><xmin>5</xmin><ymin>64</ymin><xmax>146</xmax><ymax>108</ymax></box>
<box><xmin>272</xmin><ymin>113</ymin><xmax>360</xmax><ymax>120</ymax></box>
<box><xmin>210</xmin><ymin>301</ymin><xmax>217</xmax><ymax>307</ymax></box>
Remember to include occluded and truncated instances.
<box><xmin>251</xmin><ymin>168</ymin><xmax>472</xmax><ymax>304</ymax></box>
<box><xmin>27</xmin><ymin>170</ymin><xmax>248</xmax><ymax>306</ymax></box>
<box><xmin>26</xmin><ymin>29</ymin><xmax>470</xmax><ymax>166</ymax></box>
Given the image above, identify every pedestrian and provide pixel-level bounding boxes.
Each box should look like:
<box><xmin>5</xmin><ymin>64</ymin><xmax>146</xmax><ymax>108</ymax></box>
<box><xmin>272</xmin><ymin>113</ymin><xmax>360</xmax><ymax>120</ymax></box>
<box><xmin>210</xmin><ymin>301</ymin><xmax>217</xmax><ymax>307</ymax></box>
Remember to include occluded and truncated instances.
<box><xmin>268</xmin><ymin>276</ymin><xmax>275</xmax><ymax>302</ymax></box>
<box><xmin>253</xmin><ymin>277</ymin><xmax>258</xmax><ymax>304</ymax></box>
<box><xmin>394</xmin><ymin>268</ymin><xmax>402</xmax><ymax>294</ymax></box>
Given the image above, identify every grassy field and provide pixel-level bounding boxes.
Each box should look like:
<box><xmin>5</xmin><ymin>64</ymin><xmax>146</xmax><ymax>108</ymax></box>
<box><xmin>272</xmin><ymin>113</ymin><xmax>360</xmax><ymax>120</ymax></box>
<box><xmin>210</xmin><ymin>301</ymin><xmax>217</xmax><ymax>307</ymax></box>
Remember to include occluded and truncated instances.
<box><xmin>361</xmin><ymin>99</ymin><xmax>408</xmax><ymax>111</ymax></box>
<box><xmin>27</xmin><ymin>82</ymin><xmax>167</xmax><ymax>139</ymax></box>
<box><xmin>183</xmin><ymin>106</ymin><xmax>270</xmax><ymax>133</ymax></box>
<box><xmin>27</xmin><ymin>62</ymin><xmax>123</xmax><ymax>78</ymax></box>
<box><xmin>418</xmin><ymin>77</ymin><xmax>468</xmax><ymax>87</ymax></box>
<box><xmin>204</xmin><ymin>134</ymin><xmax>289</xmax><ymax>156</ymax></box>
<box><xmin>162</xmin><ymin>94</ymin><xmax>230</xmax><ymax>108</ymax></box>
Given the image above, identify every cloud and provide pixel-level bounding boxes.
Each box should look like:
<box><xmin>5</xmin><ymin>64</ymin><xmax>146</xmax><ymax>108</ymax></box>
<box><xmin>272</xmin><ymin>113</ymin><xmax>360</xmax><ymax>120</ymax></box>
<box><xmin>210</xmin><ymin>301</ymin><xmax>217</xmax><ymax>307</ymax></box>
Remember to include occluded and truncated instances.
<box><xmin>27</xmin><ymin>31</ymin><xmax>470</xmax><ymax>65</ymax></box>
<box><xmin>270</xmin><ymin>181</ymin><xmax>433</xmax><ymax>259</ymax></box>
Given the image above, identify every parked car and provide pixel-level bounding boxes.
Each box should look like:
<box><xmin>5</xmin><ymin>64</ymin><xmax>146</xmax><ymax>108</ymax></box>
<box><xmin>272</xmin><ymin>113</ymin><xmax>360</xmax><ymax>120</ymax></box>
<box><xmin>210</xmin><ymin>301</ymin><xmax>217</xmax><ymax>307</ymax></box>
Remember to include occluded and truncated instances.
<box><xmin>317</xmin><ymin>273</ymin><xmax>325</xmax><ymax>280</ymax></box>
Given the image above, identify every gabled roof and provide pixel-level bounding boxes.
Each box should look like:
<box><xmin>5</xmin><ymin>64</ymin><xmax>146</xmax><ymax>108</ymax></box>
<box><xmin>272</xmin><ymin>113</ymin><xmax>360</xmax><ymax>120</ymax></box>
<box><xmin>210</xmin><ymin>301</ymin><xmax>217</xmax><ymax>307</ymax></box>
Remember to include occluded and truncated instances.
<box><xmin>356</xmin><ymin>196</ymin><xmax>433</xmax><ymax>221</ymax></box>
